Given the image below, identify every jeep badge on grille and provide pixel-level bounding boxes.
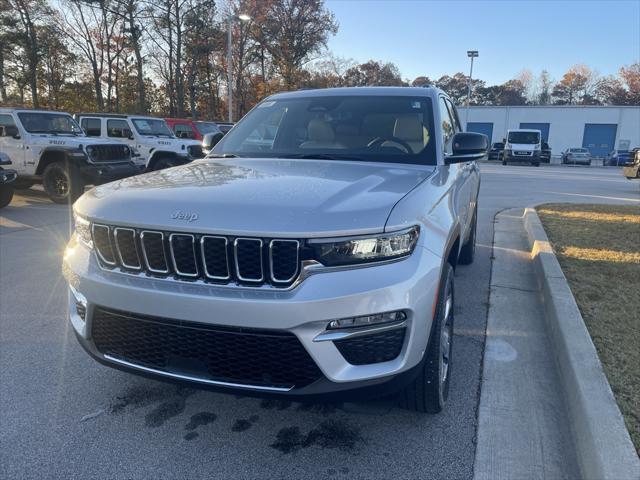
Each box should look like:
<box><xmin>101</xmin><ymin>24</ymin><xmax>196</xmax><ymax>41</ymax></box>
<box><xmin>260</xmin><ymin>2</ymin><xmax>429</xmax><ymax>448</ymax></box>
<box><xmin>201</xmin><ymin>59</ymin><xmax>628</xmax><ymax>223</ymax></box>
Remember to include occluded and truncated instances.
<box><xmin>171</xmin><ymin>211</ymin><xmax>199</xmax><ymax>222</ymax></box>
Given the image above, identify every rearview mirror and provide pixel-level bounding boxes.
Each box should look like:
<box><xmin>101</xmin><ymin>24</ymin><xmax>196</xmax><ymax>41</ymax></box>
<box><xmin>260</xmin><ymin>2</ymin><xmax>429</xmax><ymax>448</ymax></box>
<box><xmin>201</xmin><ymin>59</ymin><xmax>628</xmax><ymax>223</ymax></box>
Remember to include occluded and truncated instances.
<box><xmin>122</xmin><ymin>128</ymin><xmax>134</xmax><ymax>139</ymax></box>
<box><xmin>445</xmin><ymin>132</ymin><xmax>488</xmax><ymax>164</ymax></box>
<box><xmin>0</xmin><ymin>125</ymin><xmax>20</xmax><ymax>139</ymax></box>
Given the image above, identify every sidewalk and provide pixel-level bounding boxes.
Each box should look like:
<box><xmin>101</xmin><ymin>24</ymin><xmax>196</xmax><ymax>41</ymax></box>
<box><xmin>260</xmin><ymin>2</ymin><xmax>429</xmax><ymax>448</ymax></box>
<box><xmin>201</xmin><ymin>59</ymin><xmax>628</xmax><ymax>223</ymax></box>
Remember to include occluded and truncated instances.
<box><xmin>474</xmin><ymin>208</ymin><xmax>579</xmax><ymax>479</ymax></box>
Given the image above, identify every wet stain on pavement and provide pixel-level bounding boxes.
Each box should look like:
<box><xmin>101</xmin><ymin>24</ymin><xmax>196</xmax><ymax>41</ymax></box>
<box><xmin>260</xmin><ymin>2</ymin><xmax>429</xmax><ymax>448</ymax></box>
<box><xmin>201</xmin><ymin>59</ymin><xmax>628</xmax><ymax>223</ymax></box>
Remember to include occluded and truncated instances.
<box><xmin>232</xmin><ymin>415</ymin><xmax>259</xmax><ymax>432</ymax></box>
<box><xmin>260</xmin><ymin>399</ymin><xmax>292</xmax><ymax>410</ymax></box>
<box><xmin>183</xmin><ymin>432</ymin><xmax>199</xmax><ymax>441</ymax></box>
<box><xmin>145</xmin><ymin>399</ymin><xmax>186</xmax><ymax>427</ymax></box>
<box><xmin>296</xmin><ymin>402</ymin><xmax>338</xmax><ymax>415</ymax></box>
<box><xmin>109</xmin><ymin>385</ymin><xmax>169</xmax><ymax>413</ymax></box>
<box><xmin>270</xmin><ymin>420</ymin><xmax>364</xmax><ymax>454</ymax></box>
<box><xmin>185</xmin><ymin>412</ymin><xmax>217</xmax><ymax>431</ymax></box>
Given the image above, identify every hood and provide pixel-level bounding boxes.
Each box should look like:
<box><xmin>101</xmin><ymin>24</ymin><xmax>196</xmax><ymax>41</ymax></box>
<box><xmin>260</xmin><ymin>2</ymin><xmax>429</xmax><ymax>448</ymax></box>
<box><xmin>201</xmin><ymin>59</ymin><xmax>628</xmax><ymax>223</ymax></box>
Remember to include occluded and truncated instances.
<box><xmin>33</xmin><ymin>135</ymin><xmax>124</xmax><ymax>149</ymax></box>
<box><xmin>76</xmin><ymin>158</ymin><xmax>435</xmax><ymax>237</ymax></box>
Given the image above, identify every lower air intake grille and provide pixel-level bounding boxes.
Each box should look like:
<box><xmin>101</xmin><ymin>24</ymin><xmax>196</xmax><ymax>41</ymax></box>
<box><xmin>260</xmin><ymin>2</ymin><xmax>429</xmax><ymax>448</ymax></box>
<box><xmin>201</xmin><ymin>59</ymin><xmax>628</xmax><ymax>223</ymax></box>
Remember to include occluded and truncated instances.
<box><xmin>91</xmin><ymin>307</ymin><xmax>323</xmax><ymax>389</ymax></box>
<box><xmin>334</xmin><ymin>328</ymin><xmax>406</xmax><ymax>365</ymax></box>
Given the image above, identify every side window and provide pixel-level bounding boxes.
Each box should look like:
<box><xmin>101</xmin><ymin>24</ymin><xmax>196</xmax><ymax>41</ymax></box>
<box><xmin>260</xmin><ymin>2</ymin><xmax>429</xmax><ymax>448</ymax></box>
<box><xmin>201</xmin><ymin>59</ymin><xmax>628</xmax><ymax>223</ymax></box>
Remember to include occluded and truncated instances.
<box><xmin>81</xmin><ymin>118</ymin><xmax>101</xmax><ymax>136</ymax></box>
<box><xmin>445</xmin><ymin>99</ymin><xmax>462</xmax><ymax>133</ymax></box>
<box><xmin>107</xmin><ymin>119</ymin><xmax>130</xmax><ymax>138</ymax></box>
<box><xmin>0</xmin><ymin>114</ymin><xmax>16</xmax><ymax>127</ymax></box>
<box><xmin>438</xmin><ymin>97</ymin><xmax>454</xmax><ymax>153</ymax></box>
<box><xmin>173</xmin><ymin>123</ymin><xmax>195</xmax><ymax>139</ymax></box>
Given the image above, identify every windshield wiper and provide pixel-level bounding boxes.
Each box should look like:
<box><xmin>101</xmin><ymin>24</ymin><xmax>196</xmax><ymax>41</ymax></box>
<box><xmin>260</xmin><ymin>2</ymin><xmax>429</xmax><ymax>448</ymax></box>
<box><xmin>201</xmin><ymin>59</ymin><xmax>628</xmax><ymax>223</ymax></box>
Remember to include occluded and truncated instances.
<box><xmin>281</xmin><ymin>153</ymin><xmax>367</xmax><ymax>161</ymax></box>
<box><xmin>207</xmin><ymin>153</ymin><xmax>239</xmax><ymax>158</ymax></box>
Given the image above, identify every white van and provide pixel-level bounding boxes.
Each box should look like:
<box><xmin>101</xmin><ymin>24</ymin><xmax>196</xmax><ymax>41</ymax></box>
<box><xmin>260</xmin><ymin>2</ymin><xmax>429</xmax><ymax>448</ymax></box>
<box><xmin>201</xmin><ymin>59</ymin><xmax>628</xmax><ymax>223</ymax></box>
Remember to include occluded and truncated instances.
<box><xmin>502</xmin><ymin>129</ymin><xmax>541</xmax><ymax>166</ymax></box>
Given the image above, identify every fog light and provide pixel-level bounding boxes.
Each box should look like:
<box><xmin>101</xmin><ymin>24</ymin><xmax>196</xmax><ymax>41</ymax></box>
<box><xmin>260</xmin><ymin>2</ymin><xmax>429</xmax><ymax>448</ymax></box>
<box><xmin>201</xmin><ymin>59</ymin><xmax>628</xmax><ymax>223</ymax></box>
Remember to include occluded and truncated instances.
<box><xmin>69</xmin><ymin>285</ymin><xmax>87</xmax><ymax>322</ymax></box>
<box><xmin>328</xmin><ymin>311</ymin><xmax>406</xmax><ymax>330</ymax></box>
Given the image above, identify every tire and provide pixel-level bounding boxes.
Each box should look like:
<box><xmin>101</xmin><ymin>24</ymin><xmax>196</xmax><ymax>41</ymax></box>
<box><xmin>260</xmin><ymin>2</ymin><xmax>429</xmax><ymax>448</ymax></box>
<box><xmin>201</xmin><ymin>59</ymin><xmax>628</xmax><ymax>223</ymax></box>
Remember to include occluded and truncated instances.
<box><xmin>0</xmin><ymin>185</ymin><xmax>13</xmax><ymax>208</ymax></box>
<box><xmin>533</xmin><ymin>162</ymin><xmax>540</xmax><ymax>167</ymax></box>
<box><xmin>42</xmin><ymin>161</ymin><xmax>84</xmax><ymax>204</ymax></box>
<box><xmin>12</xmin><ymin>179</ymin><xmax>35</xmax><ymax>190</ymax></box>
<box><xmin>501</xmin><ymin>160</ymin><xmax>507</xmax><ymax>166</ymax></box>
<box><xmin>458</xmin><ymin>207</ymin><xmax>477</xmax><ymax>265</ymax></box>
<box><xmin>153</xmin><ymin>157</ymin><xmax>178</xmax><ymax>171</ymax></box>
<box><xmin>400</xmin><ymin>263</ymin><xmax>455</xmax><ymax>413</ymax></box>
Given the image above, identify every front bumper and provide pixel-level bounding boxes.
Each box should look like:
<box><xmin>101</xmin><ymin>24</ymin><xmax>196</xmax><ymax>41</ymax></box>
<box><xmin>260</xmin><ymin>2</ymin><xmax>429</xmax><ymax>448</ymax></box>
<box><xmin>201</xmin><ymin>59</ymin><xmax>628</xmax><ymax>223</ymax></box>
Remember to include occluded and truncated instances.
<box><xmin>80</xmin><ymin>162</ymin><xmax>139</xmax><ymax>184</ymax></box>
<box><xmin>63</xmin><ymin>237</ymin><xmax>442</xmax><ymax>399</ymax></box>
<box><xmin>503</xmin><ymin>150</ymin><xmax>541</xmax><ymax>163</ymax></box>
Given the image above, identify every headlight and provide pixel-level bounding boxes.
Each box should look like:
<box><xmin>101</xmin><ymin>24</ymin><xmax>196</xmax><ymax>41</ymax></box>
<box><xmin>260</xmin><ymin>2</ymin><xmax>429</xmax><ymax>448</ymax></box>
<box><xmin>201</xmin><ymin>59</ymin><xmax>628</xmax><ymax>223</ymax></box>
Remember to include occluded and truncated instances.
<box><xmin>74</xmin><ymin>212</ymin><xmax>93</xmax><ymax>249</ymax></box>
<box><xmin>309</xmin><ymin>226</ymin><xmax>419</xmax><ymax>267</ymax></box>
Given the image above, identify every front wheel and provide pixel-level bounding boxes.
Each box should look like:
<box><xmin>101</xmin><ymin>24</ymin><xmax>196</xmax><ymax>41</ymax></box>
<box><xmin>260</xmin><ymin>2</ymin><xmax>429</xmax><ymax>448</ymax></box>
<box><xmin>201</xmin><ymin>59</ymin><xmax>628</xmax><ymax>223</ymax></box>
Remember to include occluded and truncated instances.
<box><xmin>42</xmin><ymin>161</ymin><xmax>85</xmax><ymax>204</ymax></box>
<box><xmin>0</xmin><ymin>186</ymin><xmax>14</xmax><ymax>208</ymax></box>
<box><xmin>152</xmin><ymin>157</ymin><xmax>178</xmax><ymax>171</ymax></box>
<box><xmin>533</xmin><ymin>162</ymin><xmax>540</xmax><ymax>167</ymax></box>
<box><xmin>400</xmin><ymin>263</ymin><xmax>455</xmax><ymax>413</ymax></box>
<box><xmin>502</xmin><ymin>160</ymin><xmax>507</xmax><ymax>166</ymax></box>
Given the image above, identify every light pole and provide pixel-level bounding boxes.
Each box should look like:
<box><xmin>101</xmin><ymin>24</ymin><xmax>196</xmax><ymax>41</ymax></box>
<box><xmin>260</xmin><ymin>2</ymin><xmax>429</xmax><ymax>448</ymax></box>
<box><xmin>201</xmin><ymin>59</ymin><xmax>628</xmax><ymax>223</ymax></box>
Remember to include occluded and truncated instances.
<box><xmin>465</xmin><ymin>50</ymin><xmax>479</xmax><ymax>129</ymax></box>
<box><xmin>227</xmin><ymin>13</ymin><xmax>251</xmax><ymax>123</ymax></box>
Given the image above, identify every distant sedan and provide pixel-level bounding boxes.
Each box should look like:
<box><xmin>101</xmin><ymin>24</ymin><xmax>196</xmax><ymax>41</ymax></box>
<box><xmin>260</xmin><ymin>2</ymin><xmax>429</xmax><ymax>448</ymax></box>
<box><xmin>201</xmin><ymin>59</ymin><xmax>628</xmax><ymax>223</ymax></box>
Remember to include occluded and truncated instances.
<box><xmin>604</xmin><ymin>149</ymin><xmax>630</xmax><ymax>166</ymax></box>
<box><xmin>488</xmin><ymin>142</ymin><xmax>504</xmax><ymax>160</ymax></box>
<box><xmin>562</xmin><ymin>148</ymin><xmax>591</xmax><ymax>165</ymax></box>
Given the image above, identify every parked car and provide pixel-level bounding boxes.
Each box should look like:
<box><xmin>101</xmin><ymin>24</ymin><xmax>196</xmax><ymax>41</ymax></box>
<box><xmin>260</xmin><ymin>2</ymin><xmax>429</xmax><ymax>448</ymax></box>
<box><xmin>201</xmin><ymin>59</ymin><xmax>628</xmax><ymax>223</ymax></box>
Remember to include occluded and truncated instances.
<box><xmin>488</xmin><ymin>142</ymin><xmax>504</xmax><ymax>160</ymax></box>
<box><xmin>562</xmin><ymin>148</ymin><xmax>591</xmax><ymax>165</ymax></box>
<box><xmin>622</xmin><ymin>149</ymin><xmax>640</xmax><ymax>179</ymax></box>
<box><xmin>0</xmin><ymin>109</ymin><xmax>137</xmax><ymax>203</ymax></box>
<box><xmin>63</xmin><ymin>86</ymin><xmax>485</xmax><ymax>413</ymax></box>
<box><xmin>0</xmin><ymin>151</ymin><xmax>17</xmax><ymax>208</ymax></box>
<box><xmin>604</xmin><ymin>149</ymin><xmax>630</xmax><ymax>166</ymax></box>
<box><xmin>165</xmin><ymin>118</ymin><xmax>223</xmax><ymax>142</ymax></box>
<box><xmin>540</xmin><ymin>142</ymin><xmax>552</xmax><ymax>163</ymax></box>
<box><xmin>502</xmin><ymin>129</ymin><xmax>541</xmax><ymax>166</ymax></box>
<box><xmin>216</xmin><ymin>122</ymin><xmax>235</xmax><ymax>135</ymax></box>
<box><xmin>76</xmin><ymin>113</ymin><xmax>205</xmax><ymax>171</ymax></box>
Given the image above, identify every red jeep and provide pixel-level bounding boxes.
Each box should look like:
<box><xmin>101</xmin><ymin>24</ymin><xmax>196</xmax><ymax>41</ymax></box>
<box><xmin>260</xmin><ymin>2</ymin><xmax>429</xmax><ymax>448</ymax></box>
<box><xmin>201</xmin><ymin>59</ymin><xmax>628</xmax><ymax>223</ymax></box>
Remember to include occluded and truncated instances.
<box><xmin>165</xmin><ymin>118</ymin><xmax>222</xmax><ymax>141</ymax></box>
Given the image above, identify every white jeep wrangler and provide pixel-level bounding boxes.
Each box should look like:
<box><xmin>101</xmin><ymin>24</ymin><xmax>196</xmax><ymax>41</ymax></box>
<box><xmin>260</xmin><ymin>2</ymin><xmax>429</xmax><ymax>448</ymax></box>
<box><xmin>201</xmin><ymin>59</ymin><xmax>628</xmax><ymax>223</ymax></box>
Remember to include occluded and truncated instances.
<box><xmin>0</xmin><ymin>108</ymin><xmax>138</xmax><ymax>204</ymax></box>
<box><xmin>75</xmin><ymin>114</ymin><xmax>204</xmax><ymax>171</ymax></box>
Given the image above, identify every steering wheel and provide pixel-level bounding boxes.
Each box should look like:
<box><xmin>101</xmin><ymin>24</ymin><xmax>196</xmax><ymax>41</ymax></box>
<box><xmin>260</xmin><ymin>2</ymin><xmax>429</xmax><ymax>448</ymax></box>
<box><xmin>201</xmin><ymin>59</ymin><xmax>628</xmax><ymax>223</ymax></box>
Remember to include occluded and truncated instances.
<box><xmin>367</xmin><ymin>136</ymin><xmax>413</xmax><ymax>154</ymax></box>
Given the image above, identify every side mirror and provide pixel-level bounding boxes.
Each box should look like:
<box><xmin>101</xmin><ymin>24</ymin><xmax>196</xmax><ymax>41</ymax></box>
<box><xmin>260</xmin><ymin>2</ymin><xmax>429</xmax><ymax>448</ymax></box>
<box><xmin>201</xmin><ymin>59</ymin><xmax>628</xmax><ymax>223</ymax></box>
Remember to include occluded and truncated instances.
<box><xmin>202</xmin><ymin>132</ymin><xmax>224</xmax><ymax>152</ymax></box>
<box><xmin>122</xmin><ymin>128</ymin><xmax>134</xmax><ymax>139</ymax></box>
<box><xmin>0</xmin><ymin>125</ymin><xmax>20</xmax><ymax>139</ymax></box>
<box><xmin>445</xmin><ymin>132</ymin><xmax>488</xmax><ymax>164</ymax></box>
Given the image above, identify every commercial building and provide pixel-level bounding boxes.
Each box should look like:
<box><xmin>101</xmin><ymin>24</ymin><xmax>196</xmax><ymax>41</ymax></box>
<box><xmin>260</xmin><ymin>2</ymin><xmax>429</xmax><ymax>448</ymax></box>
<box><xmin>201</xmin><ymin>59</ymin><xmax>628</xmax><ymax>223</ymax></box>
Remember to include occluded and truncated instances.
<box><xmin>458</xmin><ymin>105</ymin><xmax>640</xmax><ymax>157</ymax></box>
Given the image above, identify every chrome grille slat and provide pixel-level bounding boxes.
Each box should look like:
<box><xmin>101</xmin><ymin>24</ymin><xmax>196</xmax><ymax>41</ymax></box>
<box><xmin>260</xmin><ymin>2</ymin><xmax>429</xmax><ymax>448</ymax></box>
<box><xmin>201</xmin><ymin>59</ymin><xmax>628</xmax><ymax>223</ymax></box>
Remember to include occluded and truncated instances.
<box><xmin>92</xmin><ymin>224</ymin><xmax>116</xmax><ymax>265</ymax></box>
<box><xmin>113</xmin><ymin>227</ymin><xmax>141</xmax><ymax>270</ymax></box>
<box><xmin>140</xmin><ymin>231</ymin><xmax>169</xmax><ymax>274</ymax></box>
<box><xmin>169</xmin><ymin>233</ymin><xmax>198</xmax><ymax>278</ymax></box>
<box><xmin>234</xmin><ymin>238</ymin><xmax>264</xmax><ymax>282</ymax></box>
<box><xmin>200</xmin><ymin>236</ymin><xmax>230</xmax><ymax>280</ymax></box>
<box><xmin>92</xmin><ymin>225</ymin><xmax>300</xmax><ymax>287</ymax></box>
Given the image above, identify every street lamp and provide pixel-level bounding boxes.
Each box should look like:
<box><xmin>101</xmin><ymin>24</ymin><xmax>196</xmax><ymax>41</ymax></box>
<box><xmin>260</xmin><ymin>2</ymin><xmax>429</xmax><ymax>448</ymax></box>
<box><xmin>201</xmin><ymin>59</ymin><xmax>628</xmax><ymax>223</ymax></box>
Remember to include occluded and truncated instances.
<box><xmin>227</xmin><ymin>13</ymin><xmax>251</xmax><ymax>123</ymax></box>
<box><xmin>465</xmin><ymin>50</ymin><xmax>479</xmax><ymax>128</ymax></box>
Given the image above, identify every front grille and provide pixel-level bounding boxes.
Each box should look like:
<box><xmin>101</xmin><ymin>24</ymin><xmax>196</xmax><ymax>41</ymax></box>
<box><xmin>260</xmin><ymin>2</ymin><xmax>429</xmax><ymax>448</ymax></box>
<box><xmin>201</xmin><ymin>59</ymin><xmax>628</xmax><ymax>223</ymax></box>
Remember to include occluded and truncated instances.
<box><xmin>334</xmin><ymin>328</ymin><xmax>406</xmax><ymax>365</ymax></box>
<box><xmin>89</xmin><ymin>144</ymin><xmax>130</xmax><ymax>163</ymax></box>
<box><xmin>92</xmin><ymin>224</ymin><xmax>301</xmax><ymax>288</ymax></box>
<box><xmin>91</xmin><ymin>307</ymin><xmax>323</xmax><ymax>389</ymax></box>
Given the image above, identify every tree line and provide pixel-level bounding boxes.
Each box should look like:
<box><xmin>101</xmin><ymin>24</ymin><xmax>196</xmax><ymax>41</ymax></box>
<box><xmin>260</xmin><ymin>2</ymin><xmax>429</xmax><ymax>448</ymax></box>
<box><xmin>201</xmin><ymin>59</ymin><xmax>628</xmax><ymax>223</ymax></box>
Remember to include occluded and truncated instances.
<box><xmin>1</xmin><ymin>0</ymin><xmax>638</xmax><ymax>122</ymax></box>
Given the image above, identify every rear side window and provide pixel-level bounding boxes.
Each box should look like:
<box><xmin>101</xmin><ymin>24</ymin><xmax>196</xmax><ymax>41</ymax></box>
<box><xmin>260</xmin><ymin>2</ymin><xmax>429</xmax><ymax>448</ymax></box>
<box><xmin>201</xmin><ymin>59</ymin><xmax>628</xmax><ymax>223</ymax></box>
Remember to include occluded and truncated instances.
<box><xmin>81</xmin><ymin>118</ymin><xmax>101</xmax><ymax>136</ymax></box>
<box><xmin>0</xmin><ymin>114</ymin><xmax>16</xmax><ymax>127</ymax></box>
<box><xmin>173</xmin><ymin>123</ymin><xmax>195</xmax><ymax>139</ymax></box>
<box><xmin>107</xmin><ymin>119</ymin><xmax>130</xmax><ymax>138</ymax></box>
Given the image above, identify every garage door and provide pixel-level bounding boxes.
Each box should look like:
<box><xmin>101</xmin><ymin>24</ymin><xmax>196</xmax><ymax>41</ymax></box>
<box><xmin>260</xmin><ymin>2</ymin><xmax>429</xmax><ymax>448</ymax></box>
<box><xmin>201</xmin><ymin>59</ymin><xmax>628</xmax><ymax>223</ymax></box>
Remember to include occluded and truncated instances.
<box><xmin>582</xmin><ymin>124</ymin><xmax>617</xmax><ymax>157</ymax></box>
<box><xmin>519</xmin><ymin>123</ymin><xmax>550</xmax><ymax>143</ymax></box>
<box><xmin>467</xmin><ymin>122</ymin><xmax>493</xmax><ymax>142</ymax></box>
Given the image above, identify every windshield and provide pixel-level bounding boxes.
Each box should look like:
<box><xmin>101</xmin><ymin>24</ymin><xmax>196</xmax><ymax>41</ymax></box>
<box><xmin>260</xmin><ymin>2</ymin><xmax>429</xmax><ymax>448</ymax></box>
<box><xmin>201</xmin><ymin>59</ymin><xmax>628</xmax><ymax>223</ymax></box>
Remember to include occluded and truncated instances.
<box><xmin>17</xmin><ymin>112</ymin><xmax>83</xmax><ymax>135</ymax></box>
<box><xmin>213</xmin><ymin>95</ymin><xmax>436</xmax><ymax>165</ymax></box>
<box><xmin>492</xmin><ymin>143</ymin><xmax>504</xmax><ymax>149</ymax></box>
<box><xmin>194</xmin><ymin>121</ymin><xmax>221</xmax><ymax>135</ymax></box>
<box><xmin>508</xmin><ymin>131</ymin><xmax>540</xmax><ymax>144</ymax></box>
<box><xmin>132</xmin><ymin>118</ymin><xmax>174</xmax><ymax>137</ymax></box>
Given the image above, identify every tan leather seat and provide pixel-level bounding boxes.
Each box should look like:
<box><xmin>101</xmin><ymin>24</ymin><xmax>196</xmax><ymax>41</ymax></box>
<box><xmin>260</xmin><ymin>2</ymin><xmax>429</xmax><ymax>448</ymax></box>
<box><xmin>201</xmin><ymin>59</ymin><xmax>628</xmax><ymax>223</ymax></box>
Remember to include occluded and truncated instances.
<box><xmin>300</xmin><ymin>119</ymin><xmax>345</xmax><ymax>149</ymax></box>
<box><xmin>387</xmin><ymin>114</ymin><xmax>429</xmax><ymax>153</ymax></box>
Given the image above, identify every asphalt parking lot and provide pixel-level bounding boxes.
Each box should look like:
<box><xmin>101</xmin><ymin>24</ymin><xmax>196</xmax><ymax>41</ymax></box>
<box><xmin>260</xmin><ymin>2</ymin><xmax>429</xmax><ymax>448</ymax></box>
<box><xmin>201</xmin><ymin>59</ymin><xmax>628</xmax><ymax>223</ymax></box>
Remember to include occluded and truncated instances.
<box><xmin>1</xmin><ymin>164</ymin><xmax>638</xmax><ymax>479</ymax></box>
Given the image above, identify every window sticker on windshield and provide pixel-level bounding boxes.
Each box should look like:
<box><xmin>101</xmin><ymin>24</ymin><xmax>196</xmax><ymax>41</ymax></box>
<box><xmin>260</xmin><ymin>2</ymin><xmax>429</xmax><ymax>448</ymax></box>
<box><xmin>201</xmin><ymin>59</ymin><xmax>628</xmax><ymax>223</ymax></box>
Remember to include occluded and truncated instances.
<box><xmin>411</xmin><ymin>101</ymin><xmax>421</xmax><ymax>109</ymax></box>
<box><xmin>258</xmin><ymin>101</ymin><xmax>276</xmax><ymax>108</ymax></box>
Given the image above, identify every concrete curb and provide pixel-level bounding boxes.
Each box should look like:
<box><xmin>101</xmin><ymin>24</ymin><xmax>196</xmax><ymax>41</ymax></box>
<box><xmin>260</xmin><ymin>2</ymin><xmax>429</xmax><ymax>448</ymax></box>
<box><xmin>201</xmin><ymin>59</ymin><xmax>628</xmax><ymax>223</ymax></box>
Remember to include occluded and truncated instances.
<box><xmin>523</xmin><ymin>207</ymin><xmax>640</xmax><ymax>480</ymax></box>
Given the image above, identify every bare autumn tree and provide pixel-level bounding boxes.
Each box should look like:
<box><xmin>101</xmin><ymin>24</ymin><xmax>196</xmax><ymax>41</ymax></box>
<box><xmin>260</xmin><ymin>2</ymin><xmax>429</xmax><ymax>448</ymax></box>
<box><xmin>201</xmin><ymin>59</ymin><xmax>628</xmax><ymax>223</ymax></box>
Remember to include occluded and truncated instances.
<box><xmin>258</xmin><ymin>0</ymin><xmax>338</xmax><ymax>89</ymax></box>
<box><xmin>1</xmin><ymin>0</ymin><xmax>53</xmax><ymax>107</ymax></box>
<box><xmin>552</xmin><ymin>64</ymin><xmax>598</xmax><ymax>105</ymax></box>
<box><xmin>619</xmin><ymin>62</ymin><xmax>640</xmax><ymax>105</ymax></box>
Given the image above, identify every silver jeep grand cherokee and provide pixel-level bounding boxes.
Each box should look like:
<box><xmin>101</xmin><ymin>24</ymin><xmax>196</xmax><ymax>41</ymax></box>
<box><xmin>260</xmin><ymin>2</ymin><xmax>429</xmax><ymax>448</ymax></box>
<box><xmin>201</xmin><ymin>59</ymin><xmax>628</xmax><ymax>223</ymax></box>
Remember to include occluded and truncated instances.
<box><xmin>63</xmin><ymin>87</ymin><xmax>485</xmax><ymax>413</ymax></box>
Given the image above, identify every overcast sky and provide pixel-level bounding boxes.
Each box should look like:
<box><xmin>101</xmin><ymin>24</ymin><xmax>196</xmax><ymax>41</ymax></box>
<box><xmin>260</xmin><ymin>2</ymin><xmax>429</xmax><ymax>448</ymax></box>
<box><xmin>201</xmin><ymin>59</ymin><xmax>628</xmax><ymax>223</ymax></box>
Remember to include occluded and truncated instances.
<box><xmin>325</xmin><ymin>0</ymin><xmax>640</xmax><ymax>84</ymax></box>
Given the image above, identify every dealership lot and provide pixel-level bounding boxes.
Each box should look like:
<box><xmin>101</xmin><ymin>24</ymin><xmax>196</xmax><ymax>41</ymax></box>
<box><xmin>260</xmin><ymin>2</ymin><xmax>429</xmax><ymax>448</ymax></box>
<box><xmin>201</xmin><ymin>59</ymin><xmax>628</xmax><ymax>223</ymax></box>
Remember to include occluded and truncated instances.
<box><xmin>1</xmin><ymin>164</ymin><xmax>638</xmax><ymax>479</ymax></box>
